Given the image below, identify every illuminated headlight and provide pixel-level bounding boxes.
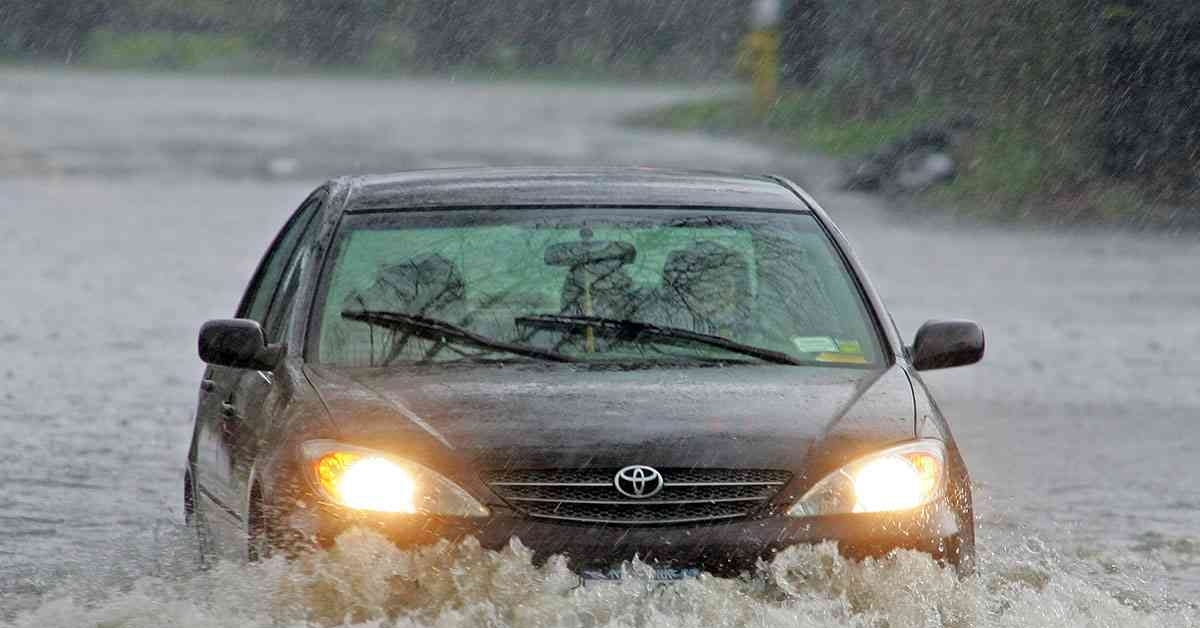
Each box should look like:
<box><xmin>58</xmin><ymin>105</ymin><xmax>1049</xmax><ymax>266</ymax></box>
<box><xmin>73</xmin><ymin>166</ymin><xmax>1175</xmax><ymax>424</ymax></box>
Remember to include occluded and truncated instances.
<box><xmin>787</xmin><ymin>440</ymin><xmax>946</xmax><ymax>516</ymax></box>
<box><xmin>301</xmin><ymin>441</ymin><xmax>488</xmax><ymax>517</ymax></box>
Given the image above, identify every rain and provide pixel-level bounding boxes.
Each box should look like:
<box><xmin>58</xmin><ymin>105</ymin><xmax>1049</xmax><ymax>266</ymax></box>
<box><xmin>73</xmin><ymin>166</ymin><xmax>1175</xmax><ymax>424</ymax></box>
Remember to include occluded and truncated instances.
<box><xmin>1</xmin><ymin>1</ymin><xmax>1199</xmax><ymax>626</ymax></box>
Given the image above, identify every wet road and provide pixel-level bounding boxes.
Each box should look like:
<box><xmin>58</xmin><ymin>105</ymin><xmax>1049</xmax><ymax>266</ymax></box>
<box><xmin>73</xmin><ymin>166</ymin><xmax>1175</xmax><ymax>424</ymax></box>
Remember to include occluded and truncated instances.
<box><xmin>1</xmin><ymin>69</ymin><xmax>1197</xmax><ymax>625</ymax></box>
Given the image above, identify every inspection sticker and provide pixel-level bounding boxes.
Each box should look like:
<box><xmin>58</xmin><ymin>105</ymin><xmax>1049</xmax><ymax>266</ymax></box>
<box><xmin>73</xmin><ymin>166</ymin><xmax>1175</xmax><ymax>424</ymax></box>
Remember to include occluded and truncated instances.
<box><xmin>815</xmin><ymin>352</ymin><xmax>869</xmax><ymax>364</ymax></box>
<box><xmin>792</xmin><ymin>336</ymin><xmax>839</xmax><ymax>353</ymax></box>
<box><xmin>835</xmin><ymin>339</ymin><xmax>864</xmax><ymax>354</ymax></box>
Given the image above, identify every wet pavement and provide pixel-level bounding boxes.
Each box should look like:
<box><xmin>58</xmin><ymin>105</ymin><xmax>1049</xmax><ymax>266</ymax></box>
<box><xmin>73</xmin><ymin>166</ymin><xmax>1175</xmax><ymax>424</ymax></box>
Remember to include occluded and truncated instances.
<box><xmin>1</xmin><ymin>68</ymin><xmax>1197</xmax><ymax>625</ymax></box>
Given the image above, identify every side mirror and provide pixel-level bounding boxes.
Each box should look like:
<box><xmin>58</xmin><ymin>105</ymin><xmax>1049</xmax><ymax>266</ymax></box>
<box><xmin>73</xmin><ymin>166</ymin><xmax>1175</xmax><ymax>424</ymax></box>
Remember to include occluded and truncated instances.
<box><xmin>910</xmin><ymin>319</ymin><xmax>984</xmax><ymax>371</ymax></box>
<box><xmin>198</xmin><ymin>319</ymin><xmax>284</xmax><ymax>370</ymax></box>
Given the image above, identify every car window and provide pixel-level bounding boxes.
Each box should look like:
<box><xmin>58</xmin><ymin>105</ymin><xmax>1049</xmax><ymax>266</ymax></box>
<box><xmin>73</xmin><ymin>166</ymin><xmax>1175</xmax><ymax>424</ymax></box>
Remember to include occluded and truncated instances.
<box><xmin>238</xmin><ymin>190</ymin><xmax>325</xmax><ymax>324</ymax></box>
<box><xmin>262</xmin><ymin>215</ymin><xmax>321</xmax><ymax>343</ymax></box>
<box><xmin>314</xmin><ymin>208</ymin><xmax>882</xmax><ymax>368</ymax></box>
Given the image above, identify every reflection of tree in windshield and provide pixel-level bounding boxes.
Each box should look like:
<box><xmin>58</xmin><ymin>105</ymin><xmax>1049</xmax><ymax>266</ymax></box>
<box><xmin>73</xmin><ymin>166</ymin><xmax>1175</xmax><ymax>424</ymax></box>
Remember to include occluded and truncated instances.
<box><xmin>342</xmin><ymin>254</ymin><xmax>466</xmax><ymax>363</ymax></box>
<box><xmin>645</xmin><ymin>240</ymin><xmax>751</xmax><ymax>337</ymax></box>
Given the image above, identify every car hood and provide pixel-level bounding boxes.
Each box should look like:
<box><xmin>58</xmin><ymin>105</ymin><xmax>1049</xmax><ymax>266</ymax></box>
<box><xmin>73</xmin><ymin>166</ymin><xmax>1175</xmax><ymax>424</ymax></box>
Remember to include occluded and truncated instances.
<box><xmin>304</xmin><ymin>363</ymin><xmax>916</xmax><ymax>472</ymax></box>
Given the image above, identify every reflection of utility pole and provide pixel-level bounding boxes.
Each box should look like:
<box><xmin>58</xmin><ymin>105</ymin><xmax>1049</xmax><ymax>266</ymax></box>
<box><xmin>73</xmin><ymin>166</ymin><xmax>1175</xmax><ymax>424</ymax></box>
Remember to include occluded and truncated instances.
<box><xmin>746</xmin><ymin>0</ymin><xmax>781</xmax><ymax>118</ymax></box>
<box><xmin>582</xmin><ymin>266</ymin><xmax>595</xmax><ymax>353</ymax></box>
<box><xmin>580</xmin><ymin>227</ymin><xmax>595</xmax><ymax>353</ymax></box>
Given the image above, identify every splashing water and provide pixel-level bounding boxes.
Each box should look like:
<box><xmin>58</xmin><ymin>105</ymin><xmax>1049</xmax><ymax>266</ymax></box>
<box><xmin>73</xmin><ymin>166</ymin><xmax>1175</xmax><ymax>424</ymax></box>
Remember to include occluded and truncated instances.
<box><xmin>5</xmin><ymin>527</ymin><xmax>1196</xmax><ymax>628</ymax></box>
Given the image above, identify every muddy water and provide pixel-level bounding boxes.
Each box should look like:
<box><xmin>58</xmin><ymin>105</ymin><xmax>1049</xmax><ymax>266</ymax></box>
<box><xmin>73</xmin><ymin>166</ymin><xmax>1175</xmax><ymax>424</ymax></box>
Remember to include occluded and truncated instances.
<box><xmin>0</xmin><ymin>70</ymin><xmax>1197</xmax><ymax>626</ymax></box>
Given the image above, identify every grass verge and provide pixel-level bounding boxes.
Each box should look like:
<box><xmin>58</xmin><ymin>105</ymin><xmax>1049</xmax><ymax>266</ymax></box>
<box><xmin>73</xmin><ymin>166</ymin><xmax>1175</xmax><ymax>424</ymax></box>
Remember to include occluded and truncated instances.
<box><xmin>629</xmin><ymin>89</ymin><xmax>1191</xmax><ymax>228</ymax></box>
<box><xmin>26</xmin><ymin>30</ymin><xmax>703</xmax><ymax>87</ymax></box>
<box><xmin>82</xmin><ymin>29</ymin><xmax>261</xmax><ymax>71</ymax></box>
<box><xmin>630</xmin><ymin>91</ymin><xmax>946</xmax><ymax>157</ymax></box>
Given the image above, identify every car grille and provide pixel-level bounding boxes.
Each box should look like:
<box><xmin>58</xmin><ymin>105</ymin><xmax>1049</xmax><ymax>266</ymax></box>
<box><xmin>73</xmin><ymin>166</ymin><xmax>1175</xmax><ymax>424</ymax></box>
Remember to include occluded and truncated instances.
<box><xmin>483</xmin><ymin>468</ymin><xmax>792</xmax><ymax>525</ymax></box>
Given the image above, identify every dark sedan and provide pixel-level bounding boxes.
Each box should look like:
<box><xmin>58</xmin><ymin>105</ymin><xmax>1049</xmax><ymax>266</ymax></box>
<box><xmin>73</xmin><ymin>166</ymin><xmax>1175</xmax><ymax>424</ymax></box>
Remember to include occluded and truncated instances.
<box><xmin>185</xmin><ymin>168</ymin><xmax>984</xmax><ymax>578</ymax></box>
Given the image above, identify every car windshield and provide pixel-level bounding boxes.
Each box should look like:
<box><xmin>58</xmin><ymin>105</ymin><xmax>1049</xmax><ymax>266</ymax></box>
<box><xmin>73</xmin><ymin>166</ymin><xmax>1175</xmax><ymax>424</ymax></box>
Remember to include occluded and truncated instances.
<box><xmin>314</xmin><ymin>208</ymin><xmax>882</xmax><ymax>368</ymax></box>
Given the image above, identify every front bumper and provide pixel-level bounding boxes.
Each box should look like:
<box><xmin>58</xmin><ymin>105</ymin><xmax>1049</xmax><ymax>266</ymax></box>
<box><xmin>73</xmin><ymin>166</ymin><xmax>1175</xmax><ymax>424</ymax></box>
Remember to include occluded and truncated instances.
<box><xmin>289</xmin><ymin>499</ymin><xmax>966</xmax><ymax>576</ymax></box>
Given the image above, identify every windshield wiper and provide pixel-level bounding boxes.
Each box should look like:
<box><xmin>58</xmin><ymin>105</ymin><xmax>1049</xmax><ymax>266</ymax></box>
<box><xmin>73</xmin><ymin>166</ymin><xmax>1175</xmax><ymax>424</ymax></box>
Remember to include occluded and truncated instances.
<box><xmin>514</xmin><ymin>314</ymin><xmax>805</xmax><ymax>366</ymax></box>
<box><xmin>343</xmin><ymin>310</ymin><xmax>577</xmax><ymax>363</ymax></box>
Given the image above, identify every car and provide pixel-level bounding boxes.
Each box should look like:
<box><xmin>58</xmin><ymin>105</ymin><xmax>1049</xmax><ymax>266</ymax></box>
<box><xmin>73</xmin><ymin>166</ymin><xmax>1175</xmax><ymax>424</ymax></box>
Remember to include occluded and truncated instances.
<box><xmin>184</xmin><ymin>167</ymin><xmax>984</xmax><ymax>578</ymax></box>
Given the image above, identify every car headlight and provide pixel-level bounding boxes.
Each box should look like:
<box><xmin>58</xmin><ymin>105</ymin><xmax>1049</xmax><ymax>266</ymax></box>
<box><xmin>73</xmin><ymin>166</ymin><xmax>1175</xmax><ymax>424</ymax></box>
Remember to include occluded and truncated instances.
<box><xmin>787</xmin><ymin>440</ymin><xmax>946</xmax><ymax>516</ymax></box>
<box><xmin>301</xmin><ymin>441</ymin><xmax>489</xmax><ymax>517</ymax></box>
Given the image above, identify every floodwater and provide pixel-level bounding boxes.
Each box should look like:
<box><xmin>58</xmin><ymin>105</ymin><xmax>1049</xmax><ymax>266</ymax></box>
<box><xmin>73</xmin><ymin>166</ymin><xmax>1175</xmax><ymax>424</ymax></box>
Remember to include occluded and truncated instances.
<box><xmin>0</xmin><ymin>69</ymin><xmax>1197</xmax><ymax>626</ymax></box>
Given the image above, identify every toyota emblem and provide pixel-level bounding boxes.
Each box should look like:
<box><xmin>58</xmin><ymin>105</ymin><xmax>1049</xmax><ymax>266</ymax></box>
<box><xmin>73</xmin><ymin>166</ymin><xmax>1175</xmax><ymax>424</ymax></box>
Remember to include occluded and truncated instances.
<box><xmin>614</xmin><ymin>465</ymin><xmax>664</xmax><ymax>498</ymax></box>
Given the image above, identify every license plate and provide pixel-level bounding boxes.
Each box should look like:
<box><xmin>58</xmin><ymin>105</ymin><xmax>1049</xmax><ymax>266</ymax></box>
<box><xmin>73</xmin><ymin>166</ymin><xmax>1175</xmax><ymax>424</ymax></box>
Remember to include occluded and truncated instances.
<box><xmin>579</xmin><ymin>566</ymin><xmax>701</xmax><ymax>583</ymax></box>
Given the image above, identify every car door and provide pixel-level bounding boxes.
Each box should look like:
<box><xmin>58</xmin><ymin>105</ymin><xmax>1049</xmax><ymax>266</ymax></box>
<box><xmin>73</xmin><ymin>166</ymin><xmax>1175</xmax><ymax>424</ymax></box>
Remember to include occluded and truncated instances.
<box><xmin>193</xmin><ymin>191</ymin><xmax>324</xmax><ymax>538</ymax></box>
<box><xmin>214</xmin><ymin>225</ymin><xmax>318</xmax><ymax>520</ymax></box>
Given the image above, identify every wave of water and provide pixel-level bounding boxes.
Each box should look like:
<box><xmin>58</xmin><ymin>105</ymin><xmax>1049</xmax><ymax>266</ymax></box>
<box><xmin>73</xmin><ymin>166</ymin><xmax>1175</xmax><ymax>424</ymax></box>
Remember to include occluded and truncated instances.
<box><xmin>6</xmin><ymin>527</ymin><xmax>1196</xmax><ymax>628</ymax></box>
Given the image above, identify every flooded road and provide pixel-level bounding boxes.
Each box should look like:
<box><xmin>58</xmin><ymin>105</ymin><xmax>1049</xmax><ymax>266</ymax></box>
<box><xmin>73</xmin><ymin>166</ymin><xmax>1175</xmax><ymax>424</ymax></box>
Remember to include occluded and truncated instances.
<box><xmin>1</xmin><ymin>69</ymin><xmax>1197</xmax><ymax>626</ymax></box>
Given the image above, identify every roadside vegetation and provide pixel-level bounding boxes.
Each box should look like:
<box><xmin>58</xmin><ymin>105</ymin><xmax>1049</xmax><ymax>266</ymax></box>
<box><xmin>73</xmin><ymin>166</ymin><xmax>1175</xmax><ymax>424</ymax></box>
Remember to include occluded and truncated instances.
<box><xmin>0</xmin><ymin>2</ymin><xmax>740</xmax><ymax>81</ymax></box>
<box><xmin>631</xmin><ymin>0</ymin><xmax>1199</xmax><ymax>227</ymax></box>
<box><xmin>81</xmin><ymin>29</ymin><xmax>256</xmax><ymax>71</ymax></box>
<box><xmin>631</xmin><ymin>91</ymin><xmax>1173</xmax><ymax>226</ymax></box>
<box><xmin>632</xmin><ymin>93</ymin><xmax>945</xmax><ymax>158</ymax></box>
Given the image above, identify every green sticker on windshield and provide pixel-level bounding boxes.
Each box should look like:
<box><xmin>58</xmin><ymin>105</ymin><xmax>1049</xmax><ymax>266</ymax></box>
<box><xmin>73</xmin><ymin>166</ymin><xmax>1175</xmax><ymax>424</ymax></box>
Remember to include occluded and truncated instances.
<box><xmin>792</xmin><ymin>336</ymin><xmax>838</xmax><ymax>353</ymax></box>
<box><xmin>835</xmin><ymin>339</ymin><xmax>863</xmax><ymax>354</ymax></box>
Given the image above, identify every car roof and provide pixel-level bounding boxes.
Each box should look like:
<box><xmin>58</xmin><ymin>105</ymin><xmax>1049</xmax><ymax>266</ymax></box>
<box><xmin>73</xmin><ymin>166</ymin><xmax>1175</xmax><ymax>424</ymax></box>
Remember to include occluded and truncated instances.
<box><xmin>335</xmin><ymin>167</ymin><xmax>811</xmax><ymax>213</ymax></box>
